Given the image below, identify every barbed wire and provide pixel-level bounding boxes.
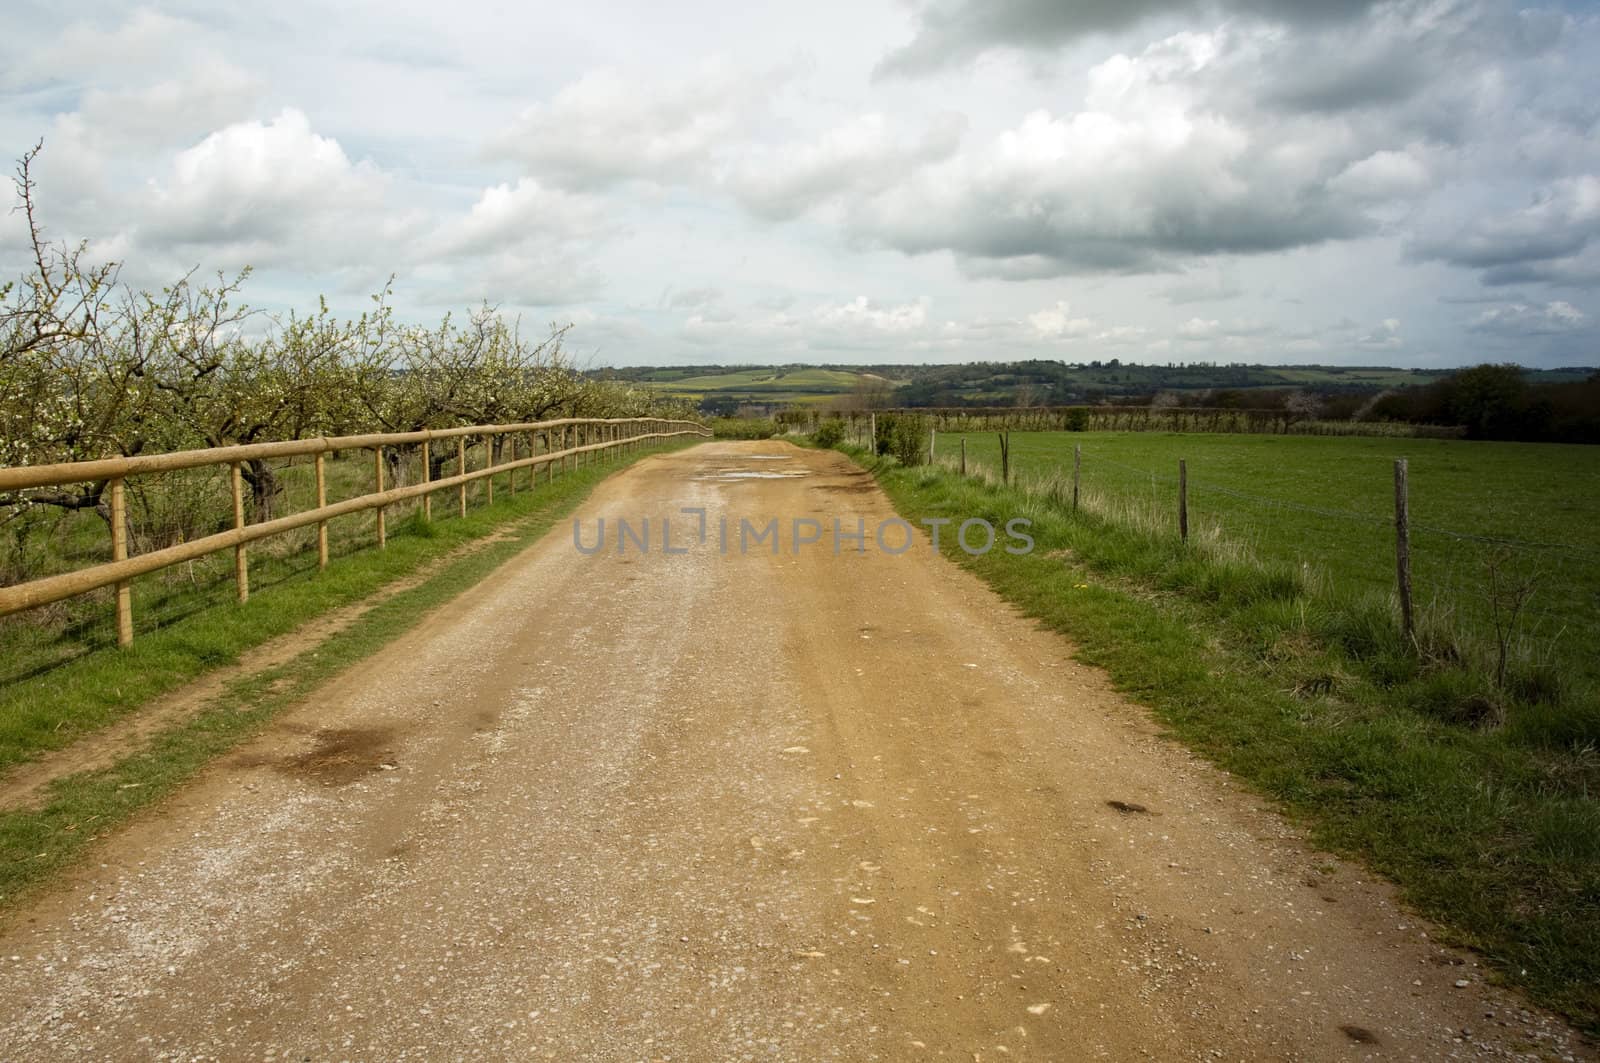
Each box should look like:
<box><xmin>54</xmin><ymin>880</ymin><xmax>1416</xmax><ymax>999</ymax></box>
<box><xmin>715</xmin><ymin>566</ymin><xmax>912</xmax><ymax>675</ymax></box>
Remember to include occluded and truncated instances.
<box><xmin>1190</xmin><ymin>482</ymin><xmax>1394</xmax><ymax>529</ymax></box>
<box><xmin>1408</xmin><ymin>522</ymin><xmax>1600</xmax><ymax>561</ymax></box>
<box><xmin>1072</xmin><ymin>447</ymin><xmax>1598</xmax><ymax>562</ymax></box>
<box><xmin>1085</xmin><ymin>452</ymin><xmax>1180</xmax><ymax>484</ymax></box>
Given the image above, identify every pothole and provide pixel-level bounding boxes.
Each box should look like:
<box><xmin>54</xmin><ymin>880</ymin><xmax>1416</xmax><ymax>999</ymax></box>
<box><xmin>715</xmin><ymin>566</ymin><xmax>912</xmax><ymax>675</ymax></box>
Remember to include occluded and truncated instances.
<box><xmin>279</xmin><ymin>726</ymin><xmax>402</xmax><ymax>786</ymax></box>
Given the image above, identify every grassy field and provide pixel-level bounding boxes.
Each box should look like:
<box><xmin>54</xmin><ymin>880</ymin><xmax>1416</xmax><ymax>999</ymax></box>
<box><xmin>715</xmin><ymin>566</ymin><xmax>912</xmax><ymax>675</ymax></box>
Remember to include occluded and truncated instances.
<box><xmin>938</xmin><ymin>431</ymin><xmax>1600</xmax><ymax>692</ymax></box>
<box><xmin>841</xmin><ymin>439</ymin><xmax>1600</xmax><ymax>1030</ymax></box>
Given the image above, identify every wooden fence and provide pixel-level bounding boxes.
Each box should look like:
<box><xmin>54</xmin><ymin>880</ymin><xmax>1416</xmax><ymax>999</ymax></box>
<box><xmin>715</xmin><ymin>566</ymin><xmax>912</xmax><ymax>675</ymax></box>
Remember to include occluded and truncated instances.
<box><xmin>0</xmin><ymin>417</ymin><xmax>710</xmax><ymax>644</ymax></box>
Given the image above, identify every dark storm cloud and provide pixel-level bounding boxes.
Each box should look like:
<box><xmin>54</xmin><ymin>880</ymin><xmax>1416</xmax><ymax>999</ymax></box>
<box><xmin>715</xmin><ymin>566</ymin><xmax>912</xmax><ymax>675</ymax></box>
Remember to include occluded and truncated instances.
<box><xmin>876</xmin><ymin>0</ymin><xmax>1380</xmax><ymax>76</ymax></box>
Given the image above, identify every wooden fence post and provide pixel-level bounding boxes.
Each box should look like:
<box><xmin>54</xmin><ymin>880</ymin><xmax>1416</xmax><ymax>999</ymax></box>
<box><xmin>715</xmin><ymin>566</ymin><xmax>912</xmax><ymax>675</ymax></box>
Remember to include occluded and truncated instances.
<box><xmin>421</xmin><ymin>440</ymin><xmax>432</xmax><ymax>522</ymax></box>
<box><xmin>930</xmin><ymin>428</ymin><xmax>936</xmax><ymax>464</ymax></box>
<box><xmin>507</xmin><ymin>434</ymin><xmax>516</xmax><ymax>497</ymax></box>
<box><xmin>870</xmin><ymin>413</ymin><xmax>876</xmax><ymax>453</ymax></box>
<box><xmin>528</xmin><ymin>431</ymin><xmax>536</xmax><ymax>490</ymax></box>
<box><xmin>374</xmin><ymin>446</ymin><xmax>387</xmax><ymax>548</ymax></box>
<box><xmin>546</xmin><ymin>432</ymin><xmax>554</xmax><ymax>483</ymax></box>
<box><xmin>485</xmin><ymin>435</ymin><xmax>494</xmax><ymax>506</ymax></box>
<box><xmin>457</xmin><ymin>436</ymin><xmax>467</xmax><ymax>518</ymax></box>
<box><xmin>998</xmin><ymin>431</ymin><xmax>1010</xmax><ymax>485</ymax></box>
<box><xmin>960</xmin><ymin>437</ymin><xmax>966</xmax><ymax>476</ymax></box>
<box><xmin>230</xmin><ymin>462</ymin><xmax>249</xmax><ymax>602</ymax></box>
<box><xmin>1395</xmin><ymin>458</ymin><xmax>1414</xmax><ymax>646</ymax></box>
<box><xmin>110</xmin><ymin>477</ymin><xmax>132</xmax><ymax>646</ymax></box>
<box><xmin>1073</xmin><ymin>444</ymin><xmax>1081</xmax><ymax>513</ymax></box>
<box><xmin>1178</xmin><ymin>459</ymin><xmax>1188</xmax><ymax>544</ymax></box>
<box><xmin>315</xmin><ymin>452</ymin><xmax>329</xmax><ymax>568</ymax></box>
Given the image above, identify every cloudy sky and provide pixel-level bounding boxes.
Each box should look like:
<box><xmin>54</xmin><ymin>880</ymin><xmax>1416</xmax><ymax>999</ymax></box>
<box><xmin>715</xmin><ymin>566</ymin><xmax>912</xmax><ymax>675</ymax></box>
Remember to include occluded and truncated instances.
<box><xmin>3</xmin><ymin>0</ymin><xmax>1598</xmax><ymax>367</ymax></box>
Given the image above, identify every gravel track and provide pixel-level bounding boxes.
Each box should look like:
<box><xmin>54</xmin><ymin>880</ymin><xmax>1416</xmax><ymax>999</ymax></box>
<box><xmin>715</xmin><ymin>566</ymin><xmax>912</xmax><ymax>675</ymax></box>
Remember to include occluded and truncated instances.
<box><xmin>0</xmin><ymin>441</ymin><xmax>1585</xmax><ymax>1060</ymax></box>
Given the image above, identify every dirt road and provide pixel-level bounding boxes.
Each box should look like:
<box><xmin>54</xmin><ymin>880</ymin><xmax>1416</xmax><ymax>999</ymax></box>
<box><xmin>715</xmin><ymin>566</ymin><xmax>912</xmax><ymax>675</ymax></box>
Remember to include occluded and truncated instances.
<box><xmin>0</xmin><ymin>442</ymin><xmax>1584</xmax><ymax>1060</ymax></box>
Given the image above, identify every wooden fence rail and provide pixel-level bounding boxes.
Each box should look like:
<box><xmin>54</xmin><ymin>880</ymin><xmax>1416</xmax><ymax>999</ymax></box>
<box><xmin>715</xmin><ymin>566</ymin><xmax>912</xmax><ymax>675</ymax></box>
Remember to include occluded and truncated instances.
<box><xmin>0</xmin><ymin>417</ymin><xmax>710</xmax><ymax>642</ymax></box>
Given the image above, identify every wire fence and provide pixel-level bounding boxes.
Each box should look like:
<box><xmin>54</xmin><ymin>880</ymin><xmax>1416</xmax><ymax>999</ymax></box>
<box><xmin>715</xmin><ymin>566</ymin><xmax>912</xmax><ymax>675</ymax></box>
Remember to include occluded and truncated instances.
<box><xmin>925</xmin><ymin>430</ymin><xmax>1599</xmax><ymax>689</ymax></box>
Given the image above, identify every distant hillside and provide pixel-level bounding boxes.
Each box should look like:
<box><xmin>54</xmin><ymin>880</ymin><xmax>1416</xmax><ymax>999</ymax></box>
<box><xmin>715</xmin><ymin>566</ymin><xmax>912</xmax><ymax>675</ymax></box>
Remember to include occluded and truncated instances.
<box><xmin>587</xmin><ymin>365</ymin><xmax>890</xmax><ymax>413</ymax></box>
<box><xmin>589</xmin><ymin>361</ymin><xmax>1594</xmax><ymax>413</ymax></box>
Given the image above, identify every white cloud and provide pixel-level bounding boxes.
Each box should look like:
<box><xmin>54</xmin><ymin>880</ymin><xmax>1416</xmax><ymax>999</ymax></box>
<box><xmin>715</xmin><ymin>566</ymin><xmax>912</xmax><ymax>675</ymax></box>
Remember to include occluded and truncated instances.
<box><xmin>1328</xmin><ymin>149</ymin><xmax>1431</xmax><ymax>203</ymax></box>
<box><xmin>487</xmin><ymin>64</ymin><xmax>785</xmax><ymax>189</ymax></box>
<box><xmin>431</xmin><ymin>178</ymin><xmax>608</xmax><ymax>258</ymax></box>
<box><xmin>1028</xmin><ymin>301</ymin><xmax>1098</xmax><ymax>338</ymax></box>
<box><xmin>1357</xmin><ymin>317</ymin><xmax>1403</xmax><ymax>349</ymax></box>
<box><xmin>1468</xmin><ymin>300</ymin><xmax>1587</xmax><ymax>336</ymax></box>
<box><xmin>731</xmin><ymin>112</ymin><xmax>967</xmax><ymax>220</ymax></box>
<box><xmin>137</xmin><ymin>110</ymin><xmax>402</xmax><ymax>264</ymax></box>
<box><xmin>849</xmin><ymin>33</ymin><xmax>1377</xmax><ymax>277</ymax></box>
<box><xmin>814</xmin><ymin>296</ymin><xmax>930</xmax><ymax>335</ymax></box>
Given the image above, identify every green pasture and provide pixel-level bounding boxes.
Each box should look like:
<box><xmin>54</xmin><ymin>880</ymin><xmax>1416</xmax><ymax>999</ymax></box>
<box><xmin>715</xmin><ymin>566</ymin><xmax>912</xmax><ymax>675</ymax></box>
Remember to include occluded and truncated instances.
<box><xmin>937</xmin><ymin>431</ymin><xmax>1600</xmax><ymax>688</ymax></box>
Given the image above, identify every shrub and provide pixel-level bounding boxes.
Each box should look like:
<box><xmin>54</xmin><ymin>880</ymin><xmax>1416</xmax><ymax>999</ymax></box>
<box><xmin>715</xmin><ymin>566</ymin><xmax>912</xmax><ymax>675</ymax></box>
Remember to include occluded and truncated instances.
<box><xmin>875</xmin><ymin>412</ymin><xmax>931</xmax><ymax>466</ymax></box>
<box><xmin>812</xmin><ymin>418</ymin><xmax>846</xmax><ymax>448</ymax></box>
<box><xmin>710</xmin><ymin>417</ymin><xmax>779</xmax><ymax>440</ymax></box>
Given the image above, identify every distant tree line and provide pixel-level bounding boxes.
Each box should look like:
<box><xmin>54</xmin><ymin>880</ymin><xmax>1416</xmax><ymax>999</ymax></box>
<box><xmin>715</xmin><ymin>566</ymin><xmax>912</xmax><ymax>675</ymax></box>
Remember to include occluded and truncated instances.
<box><xmin>715</xmin><ymin>359</ymin><xmax>1600</xmax><ymax>443</ymax></box>
<box><xmin>1364</xmin><ymin>363</ymin><xmax>1600</xmax><ymax>443</ymax></box>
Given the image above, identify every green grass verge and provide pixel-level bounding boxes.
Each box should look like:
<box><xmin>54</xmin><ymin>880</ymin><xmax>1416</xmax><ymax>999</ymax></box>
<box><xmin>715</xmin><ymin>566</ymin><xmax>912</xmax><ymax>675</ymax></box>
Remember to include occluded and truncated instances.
<box><xmin>842</xmin><ymin>443</ymin><xmax>1600</xmax><ymax>1033</ymax></box>
<box><xmin>0</xmin><ymin>440</ymin><xmax>699</xmax><ymax>909</ymax></box>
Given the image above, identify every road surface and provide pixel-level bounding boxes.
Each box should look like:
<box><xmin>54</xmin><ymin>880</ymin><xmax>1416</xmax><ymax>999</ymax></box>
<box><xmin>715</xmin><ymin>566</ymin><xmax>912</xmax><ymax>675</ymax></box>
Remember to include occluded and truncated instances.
<box><xmin>0</xmin><ymin>441</ymin><xmax>1584</xmax><ymax>1060</ymax></box>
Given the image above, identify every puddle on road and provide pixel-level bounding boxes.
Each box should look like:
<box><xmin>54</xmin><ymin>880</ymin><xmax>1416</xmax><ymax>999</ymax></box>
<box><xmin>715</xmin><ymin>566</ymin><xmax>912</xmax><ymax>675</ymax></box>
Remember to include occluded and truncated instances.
<box><xmin>694</xmin><ymin>469</ymin><xmax>808</xmax><ymax>481</ymax></box>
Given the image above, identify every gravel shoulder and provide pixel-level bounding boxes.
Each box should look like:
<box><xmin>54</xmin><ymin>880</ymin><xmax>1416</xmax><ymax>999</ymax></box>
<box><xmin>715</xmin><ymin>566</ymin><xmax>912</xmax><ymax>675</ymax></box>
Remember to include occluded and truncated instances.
<box><xmin>0</xmin><ymin>441</ymin><xmax>1585</xmax><ymax>1060</ymax></box>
